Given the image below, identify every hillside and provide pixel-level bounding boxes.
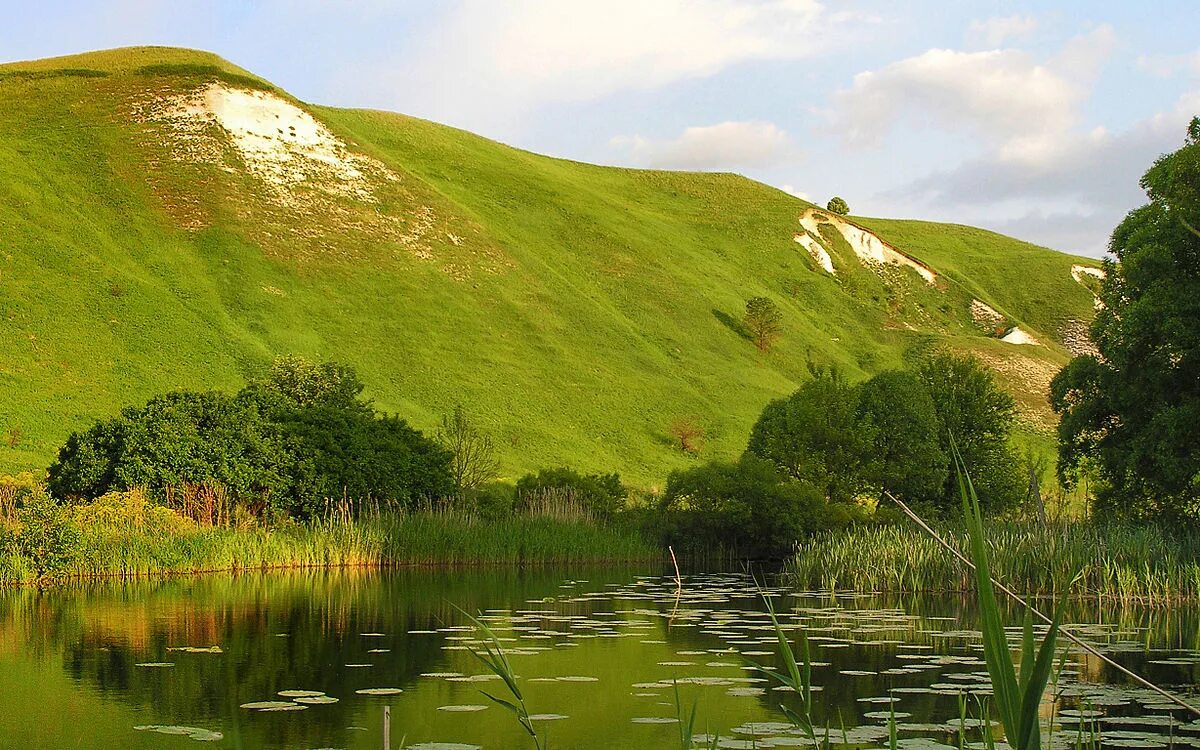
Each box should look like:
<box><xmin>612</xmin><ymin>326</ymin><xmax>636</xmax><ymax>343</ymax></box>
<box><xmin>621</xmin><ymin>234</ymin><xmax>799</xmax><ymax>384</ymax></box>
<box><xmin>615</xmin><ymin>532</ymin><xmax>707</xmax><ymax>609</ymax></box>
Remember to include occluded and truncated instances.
<box><xmin>0</xmin><ymin>47</ymin><xmax>1103</xmax><ymax>485</ymax></box>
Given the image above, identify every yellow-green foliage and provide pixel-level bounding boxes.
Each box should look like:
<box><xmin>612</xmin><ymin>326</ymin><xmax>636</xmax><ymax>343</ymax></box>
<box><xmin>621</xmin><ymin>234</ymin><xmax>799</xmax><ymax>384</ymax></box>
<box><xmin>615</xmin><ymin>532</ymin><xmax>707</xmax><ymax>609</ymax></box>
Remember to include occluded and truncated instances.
<box><xmin>69</xmin><ymin>490</ymin><xmax>194</xmax><ymax>537</ymax></box>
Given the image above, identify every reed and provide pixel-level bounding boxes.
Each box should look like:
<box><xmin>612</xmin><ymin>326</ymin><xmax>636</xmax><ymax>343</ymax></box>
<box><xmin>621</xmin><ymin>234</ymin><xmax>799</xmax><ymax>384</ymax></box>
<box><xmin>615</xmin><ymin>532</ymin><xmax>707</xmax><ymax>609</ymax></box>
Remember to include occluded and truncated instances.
<box><xmin>0</xmin><ymin>493</ymin><xmax>657</xmax><ymax>586</ymax></box>
<box><xmin>791</xmin><ymin>519</ymin><xmax>1200</xmax><ymax>603</ymax></box>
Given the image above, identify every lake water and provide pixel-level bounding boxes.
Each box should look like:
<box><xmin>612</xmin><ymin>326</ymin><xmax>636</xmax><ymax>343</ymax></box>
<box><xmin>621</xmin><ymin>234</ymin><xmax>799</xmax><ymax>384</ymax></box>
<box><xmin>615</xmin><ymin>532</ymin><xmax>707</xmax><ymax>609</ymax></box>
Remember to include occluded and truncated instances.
<box><xmin>1</xmin><ymin>567</ymin><xmax>1198</xmax><ymax>749</ymax></box>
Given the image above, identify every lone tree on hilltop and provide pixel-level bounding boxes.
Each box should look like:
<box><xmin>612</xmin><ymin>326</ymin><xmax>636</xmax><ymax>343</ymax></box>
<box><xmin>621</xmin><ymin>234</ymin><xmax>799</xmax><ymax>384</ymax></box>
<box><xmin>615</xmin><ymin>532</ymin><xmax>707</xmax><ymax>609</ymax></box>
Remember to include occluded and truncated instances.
<box><xmin>826</xmin><ymin>196</ymin><xmax>849</xmax><ymax>215</ymax></box>
<box><xmin>744</xmin><ymin>296</ymin><xmax>783</xmax><ymax>352</ymax></box>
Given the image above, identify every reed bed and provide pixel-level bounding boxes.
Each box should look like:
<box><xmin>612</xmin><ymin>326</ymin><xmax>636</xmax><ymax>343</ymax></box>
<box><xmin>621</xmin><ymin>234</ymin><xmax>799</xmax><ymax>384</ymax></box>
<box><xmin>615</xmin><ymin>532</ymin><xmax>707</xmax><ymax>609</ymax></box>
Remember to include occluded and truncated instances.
<box><xmin>0</xmin><ymin>493</ymin><xmax>656</xmax><ymax>586</ymax></box>
<box><xmin>790</xmin><ymin>521</ymin><xmax>1200</xmax><ymax>603</ymax></box>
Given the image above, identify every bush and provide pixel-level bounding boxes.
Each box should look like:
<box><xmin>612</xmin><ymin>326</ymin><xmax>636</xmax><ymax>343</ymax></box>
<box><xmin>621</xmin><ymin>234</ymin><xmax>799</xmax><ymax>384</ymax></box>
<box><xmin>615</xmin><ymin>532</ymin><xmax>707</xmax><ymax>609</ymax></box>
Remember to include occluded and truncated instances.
<box><xmin>68</xmin><ymin>490</ymin><xmax>193</xmax><ymax>537</ymax></box>
<box><xmin>658</xmin><ymin>456</ymin><xmax>845</xmax><ymax>559</ymax></box>
<box><xmin>14</xmin><ymin>491</ymin><xmax>82</xmax><ymax>578</ymax></box>
<box><xmin>826</xmin><ymin>197</ymin><xmax>849</xmax><ymax>215</ymax></box>
<box><xmin>516</xmin><ymin>467</ymin><xmax>626</xmax><ymax>520</ymax></box>
<box><xmin>46</xmin><ymin>357</ymin><xmax>456</xmax><ymax>520</ymax></box>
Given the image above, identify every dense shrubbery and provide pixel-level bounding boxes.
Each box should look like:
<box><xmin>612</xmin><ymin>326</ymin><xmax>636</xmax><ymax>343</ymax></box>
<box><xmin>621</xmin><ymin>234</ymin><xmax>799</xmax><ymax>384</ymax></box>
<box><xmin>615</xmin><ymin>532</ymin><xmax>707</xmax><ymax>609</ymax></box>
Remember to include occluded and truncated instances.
<box><xmin>47</xmin><ymin>357</ymin><xmax>454</xmax><ymax>519</ymax></box>
<box><xmin>657</xmin><ymin>455</ymin><xmax>853</xmax><ymax>559</ymax></box>
<box><xmin>515</xmin><ymin>467</ymin><xmax>626</xmax><ymax>520</ymax></box>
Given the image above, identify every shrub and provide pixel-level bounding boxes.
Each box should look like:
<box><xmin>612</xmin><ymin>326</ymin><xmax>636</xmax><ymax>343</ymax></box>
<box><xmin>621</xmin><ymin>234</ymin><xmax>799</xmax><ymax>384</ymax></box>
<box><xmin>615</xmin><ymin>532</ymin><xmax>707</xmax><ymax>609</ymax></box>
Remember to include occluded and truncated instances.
<box><xmin>516</xmin><ymin>467</ymin><xmax>626</xmax><ymax>520</ymax></box>
<box><xmin>14</xmin><ymin>490</ymin><xmax>82</xmax><ymax>578</ymax></box>
<box><xmin>826</xmin><ymin>197</ymin><xmax>849</xmax><ymax>215</ymax></box>
<box><xmin>46</xmin><ymin>357</ymin><xmax>455</xmax><ymax>520</ymax></box>
<box><xmin>279</xmin><ymin>409</ymin><xmax>454</xmax><ymax>518</ymax></box>
<box><xmin>658</xmin><ymin>456</ymin><xmax>842</xmax><ymax>559</ymax></box>
<box><xmin>47</xmin><ymin>390</ymin><xmax>289</xmax><ymax>503</ymax></box>
<box><xmin>69</xmin><ymin>490</ymin><xmax>193</xmax><ymax>537</ymax></box>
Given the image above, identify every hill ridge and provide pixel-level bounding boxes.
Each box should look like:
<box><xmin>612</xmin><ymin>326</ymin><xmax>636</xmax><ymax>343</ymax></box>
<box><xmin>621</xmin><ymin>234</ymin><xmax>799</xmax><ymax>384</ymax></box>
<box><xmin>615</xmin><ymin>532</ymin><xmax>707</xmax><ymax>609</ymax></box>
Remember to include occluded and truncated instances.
<box><xmin>0</xmin><ymin>46</ymin><xmax>1101</xmax><ymax>483</ymax></box>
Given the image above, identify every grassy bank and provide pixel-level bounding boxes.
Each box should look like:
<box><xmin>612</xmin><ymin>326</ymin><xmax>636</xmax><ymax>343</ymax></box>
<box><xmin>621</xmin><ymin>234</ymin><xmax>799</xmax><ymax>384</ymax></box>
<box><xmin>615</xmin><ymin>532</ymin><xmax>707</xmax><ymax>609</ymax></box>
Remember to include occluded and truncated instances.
<box><xmin>790</xmin><ymin>521</ymin><xmax>1200</xmax><ymax>603</ymax></box>
<box><xmin>0</xmin><ymin>492</ymin><xmax>658</xmax><ymax>586</ymax></box>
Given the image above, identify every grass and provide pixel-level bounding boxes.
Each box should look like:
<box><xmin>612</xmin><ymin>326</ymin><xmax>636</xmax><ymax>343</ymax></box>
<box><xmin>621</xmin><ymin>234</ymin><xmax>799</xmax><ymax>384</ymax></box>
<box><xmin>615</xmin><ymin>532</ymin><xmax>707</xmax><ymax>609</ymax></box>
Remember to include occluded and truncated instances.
<box><xmin>0</xmin><ymin>46</ymin><xmax>1102</xmax><ymax>485</ymax></box>
<box><xmin>0</xmin><ymin>502</ymin><xmax>657</xmax><ymax>587</ymax></box>
<box><xmin>791</xmin><ymin>520</ymin><xmax>1200</xmax><ymax>603</ymax></box>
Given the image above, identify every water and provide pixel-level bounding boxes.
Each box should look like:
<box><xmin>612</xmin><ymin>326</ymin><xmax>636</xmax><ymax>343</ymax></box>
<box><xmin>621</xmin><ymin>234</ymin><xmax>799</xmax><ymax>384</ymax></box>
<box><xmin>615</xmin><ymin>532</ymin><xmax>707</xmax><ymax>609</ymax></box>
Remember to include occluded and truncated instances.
<box><xmin>1</xmin><ymin>567</ymin><xmax>1198</xmax><ymax>749</ymax></box>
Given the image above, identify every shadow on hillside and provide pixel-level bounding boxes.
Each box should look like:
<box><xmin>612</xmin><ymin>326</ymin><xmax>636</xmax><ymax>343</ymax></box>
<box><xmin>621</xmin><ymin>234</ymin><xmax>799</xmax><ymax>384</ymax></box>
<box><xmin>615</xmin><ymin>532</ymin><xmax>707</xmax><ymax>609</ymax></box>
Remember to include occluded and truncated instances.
<box><xmin>712</xmin><ymin>309</ymin><xmax>750</xmax><ymax>340</ymax></box>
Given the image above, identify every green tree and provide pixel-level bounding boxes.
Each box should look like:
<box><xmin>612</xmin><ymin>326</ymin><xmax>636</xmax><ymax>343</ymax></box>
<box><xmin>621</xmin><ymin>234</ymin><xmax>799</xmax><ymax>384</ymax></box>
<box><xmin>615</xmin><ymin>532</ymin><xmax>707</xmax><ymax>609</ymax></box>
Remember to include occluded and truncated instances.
<box><xmin>826</xmin><ymin>196</ymin><xmax>849</xmax><ymax>215</ymax></box>
<box><xmin>747</xmin><ymin>368</ymin><xmax>871</xmax><ymax>503</ymax></box>
<box><xmin>856</xmin><ymin>370</ymin><xmax>947</xmax><ymax>506</ymax></box>
<box><xmin>47</xmin><ymin>390</ymin><xmax>288</xmax><ymax>503</ymax></box>
<box><xmin>743</xmin><ymin>296</ymin><xmax>783</xmax><ymax>352</ymax></box>
<box><xmin>658</xmin><ymin>455</ymin><xmax>835</xmax><ymax>558</ymax></box>
<box><xmin>247</xmin><ymin>355</ymin><xmax>368</xmax><ymax>412</ymax></box>
<box><xmin>917</xmin><ymin>350</ymin><xmax>1023</xmax><ymax>512</ymax></box>
<box><xmin>1051</xmin><ymin>118</ymin><xmax>1200</xmax><ymax>523</ymax></box>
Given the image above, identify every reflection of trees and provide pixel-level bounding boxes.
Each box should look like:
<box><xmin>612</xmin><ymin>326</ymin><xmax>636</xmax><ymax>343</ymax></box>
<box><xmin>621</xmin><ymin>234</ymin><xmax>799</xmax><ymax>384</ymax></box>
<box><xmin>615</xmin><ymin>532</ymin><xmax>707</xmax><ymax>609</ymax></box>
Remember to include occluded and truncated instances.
<box><xmin>1</xmin><ymin>569</ymin><xmax>1197</xmax><ymax>747</ymax></box>
<box><xmin>0</xmin><ymin>566</ymin><xmax>645</xmax><ymax>750</ymax></box>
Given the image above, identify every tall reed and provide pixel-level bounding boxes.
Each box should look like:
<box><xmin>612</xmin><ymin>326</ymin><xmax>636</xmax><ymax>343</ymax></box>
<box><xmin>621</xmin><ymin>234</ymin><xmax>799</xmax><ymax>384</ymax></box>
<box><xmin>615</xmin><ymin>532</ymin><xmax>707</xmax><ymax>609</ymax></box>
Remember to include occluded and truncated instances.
<box><xmin>791</xmin><ymin>520</ymin><xmax>1200</xmax><ymax>603</ymax></box>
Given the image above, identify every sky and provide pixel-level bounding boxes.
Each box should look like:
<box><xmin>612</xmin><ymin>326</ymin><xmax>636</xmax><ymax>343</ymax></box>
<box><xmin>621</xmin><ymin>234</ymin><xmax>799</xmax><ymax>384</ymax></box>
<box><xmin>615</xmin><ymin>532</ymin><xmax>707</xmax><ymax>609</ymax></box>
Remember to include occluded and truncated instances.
<box><xmin>4</xmin><ymin>1</ymin><xmax>1199</xmax><ymax>258</ymax></box>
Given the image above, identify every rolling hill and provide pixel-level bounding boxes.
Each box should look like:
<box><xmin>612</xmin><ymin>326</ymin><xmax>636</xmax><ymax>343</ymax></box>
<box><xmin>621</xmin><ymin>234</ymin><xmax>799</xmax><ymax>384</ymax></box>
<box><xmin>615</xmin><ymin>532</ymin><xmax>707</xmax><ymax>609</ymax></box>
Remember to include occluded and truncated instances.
<box><xmin>0</xmin><ymin>47</ymin><xmax>1103</xmax><ymax>485</ymax></box>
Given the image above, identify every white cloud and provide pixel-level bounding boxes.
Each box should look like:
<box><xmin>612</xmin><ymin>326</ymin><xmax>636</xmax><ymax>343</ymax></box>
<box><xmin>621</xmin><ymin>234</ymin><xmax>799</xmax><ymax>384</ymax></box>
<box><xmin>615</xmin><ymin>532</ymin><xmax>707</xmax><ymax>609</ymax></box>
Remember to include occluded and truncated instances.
<box><xmin>613</xmin><ymin>121</ymin><xmax>797</xmax><ymax>170</ymax></box>
<box><xmin>831</xmin><ymin>48</ymin><xmax>1083</xmax><ymax>152</ymax></box>
<box><xmin>967</xmin><ymin>15</ymin><xmax>1037</xmax><ymax>48</ymax></box>
<box><xmin>383</xmin><ymin>0</ymin><xmax>861</xmax><ymax>131</ymax></box>
<box><xmin>1137</xmin><ymin>50</ymin><xmax>1200</xmax><ymax>78</ymax></box>
<box><xmin>830</xmin><ymin>25</ymin><xmax>1115</xmax><ymax>162</ymax></box>
<box><xmin>885</xmin><ymin>91</ymin><xmax>1200</xmax><ymax>255</ymax></box>
<box><xmin>779</xmin><ymin>184</ymin><xmax>812</xmax><ymax>201</ymax></box>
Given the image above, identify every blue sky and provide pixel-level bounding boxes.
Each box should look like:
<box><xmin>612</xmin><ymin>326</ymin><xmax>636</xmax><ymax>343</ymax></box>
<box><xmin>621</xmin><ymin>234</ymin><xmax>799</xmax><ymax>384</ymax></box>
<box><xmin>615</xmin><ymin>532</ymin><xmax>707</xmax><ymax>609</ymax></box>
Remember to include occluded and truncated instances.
<box><xmin>5</xmin><ymin>0</ymin><xmax>1199</xmax><ymax>257</ymax></box>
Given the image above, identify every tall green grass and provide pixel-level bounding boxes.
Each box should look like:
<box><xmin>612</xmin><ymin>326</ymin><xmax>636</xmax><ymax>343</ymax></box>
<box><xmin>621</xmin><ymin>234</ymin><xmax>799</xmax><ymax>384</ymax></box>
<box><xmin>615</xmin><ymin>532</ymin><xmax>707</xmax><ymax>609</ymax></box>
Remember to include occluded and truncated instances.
<box><xmin>791</xmin><ymin>521</ymin><xmax>1200</xmax><ymax>603</ymax></box>
<box><xmin>0</xmin><ymin>505</ymin><xmax>656</xmax><ymax>587</ymax></box>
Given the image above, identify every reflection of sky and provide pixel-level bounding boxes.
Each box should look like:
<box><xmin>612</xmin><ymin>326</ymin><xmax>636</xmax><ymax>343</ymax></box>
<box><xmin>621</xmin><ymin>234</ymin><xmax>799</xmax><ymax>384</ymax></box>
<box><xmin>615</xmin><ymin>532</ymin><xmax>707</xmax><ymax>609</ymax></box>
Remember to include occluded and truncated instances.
<box><xmin>1</xmin><ymin>569</ymin><xmax>1199</xmax><ymax>747</ymax></box>
<box><xmin>4</xmin><ymin>1</ymin><xmax>1199</xmax><ymax>258</ymax></box>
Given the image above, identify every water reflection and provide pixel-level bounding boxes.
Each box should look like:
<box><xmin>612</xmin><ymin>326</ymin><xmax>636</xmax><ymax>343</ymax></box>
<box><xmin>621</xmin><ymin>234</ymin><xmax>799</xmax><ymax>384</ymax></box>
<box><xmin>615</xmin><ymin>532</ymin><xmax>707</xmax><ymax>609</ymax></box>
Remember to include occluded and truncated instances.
<box><xmin>0</xmin><ymin>568</ymin><xmax>1198</xmax><ymax>749</ymax></box>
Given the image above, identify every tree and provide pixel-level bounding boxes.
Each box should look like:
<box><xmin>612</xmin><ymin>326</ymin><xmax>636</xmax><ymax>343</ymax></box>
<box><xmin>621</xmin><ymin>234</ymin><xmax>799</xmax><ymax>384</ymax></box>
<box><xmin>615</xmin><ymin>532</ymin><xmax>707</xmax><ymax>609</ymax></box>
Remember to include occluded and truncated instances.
<box><xmin>668</xmin><ymin>417</ymin><xmax>705</xmax><ymax>454</ymax></box>
<box><xmin>1051</xmin><ymin>118</ymin><xmax>1200</xmax><ymax>523</ymax></box>
<box><xmin>658</xmin><ymin>455</ymin><xmax>835</xmax><ymax>559</ymax></box>
<box><xmin>247</xmin><ymin>355</ymin><xmax>368</xmax><ymax>413</ymax></box>
<box><xmin>747</xmin><ymin>367</ymin><xmax>871</xmax><ymax>503</ymax></box>
<box><xmin>826</xmin><ymin>196</ymin><xmax>849</xmax><ymax>215</ymax></box>
<box><xmin>743</xmin><ymin>296</ymin><xmax>783</xmax><ymax>352</ymax></box>
<box><xmin>47</xmin><ymin>390</ymin><xmax>289</xmax><ymax>504</ymax></box>
<box><xmin>438</xmin><ymin>405</ymin><xmax>499</xmax><ymax>492</ymax></box>
<box><xmin>855</xmin><ymin>370</ymin><xmax>947</xmax><ymax>506</ymax></box>
<box><xmin>917</xmin><ymin>350</ymin><xmax>1023</xmax><ymax>512</ymax></box>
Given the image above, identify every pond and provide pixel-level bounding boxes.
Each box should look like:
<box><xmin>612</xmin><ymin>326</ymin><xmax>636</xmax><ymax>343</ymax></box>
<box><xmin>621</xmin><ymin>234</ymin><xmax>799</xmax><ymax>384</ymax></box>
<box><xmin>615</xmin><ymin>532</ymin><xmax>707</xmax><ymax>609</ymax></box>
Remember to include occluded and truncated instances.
<box><xmin>1</xmin><ymin>567</ymin><xmax>1198</xmax><ymax>749</ymax></box>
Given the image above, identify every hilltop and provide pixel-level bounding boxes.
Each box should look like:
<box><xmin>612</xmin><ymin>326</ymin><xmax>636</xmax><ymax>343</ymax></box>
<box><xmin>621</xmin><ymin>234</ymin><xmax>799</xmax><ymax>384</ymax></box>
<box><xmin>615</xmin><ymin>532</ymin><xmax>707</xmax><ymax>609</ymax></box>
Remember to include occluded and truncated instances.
<box><xmin>0</xmin><ymin>47</ymin><xmax>1102</xmax><ymax>484</ymax></box>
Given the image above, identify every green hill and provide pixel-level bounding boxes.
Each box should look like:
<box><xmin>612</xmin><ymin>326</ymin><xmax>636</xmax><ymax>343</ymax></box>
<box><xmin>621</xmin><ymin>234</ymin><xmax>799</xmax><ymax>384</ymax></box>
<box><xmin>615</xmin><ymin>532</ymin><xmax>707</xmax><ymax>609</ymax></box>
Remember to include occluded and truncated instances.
<box><xmin>0</xmin><ymin>47</ymin><xmax>1102</xmax><ymax>485</ymax></box>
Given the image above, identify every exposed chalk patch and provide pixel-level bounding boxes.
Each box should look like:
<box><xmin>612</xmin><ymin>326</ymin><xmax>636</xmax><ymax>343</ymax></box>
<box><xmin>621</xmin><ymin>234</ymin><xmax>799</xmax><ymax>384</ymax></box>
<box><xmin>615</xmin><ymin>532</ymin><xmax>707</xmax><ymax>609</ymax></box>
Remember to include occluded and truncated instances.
<box><xmin>1000</xmin><ymin>327</ymin><xmax>1039</xmax><ymax>346</ymax></box>
<box><xmin>796</xmin><ymin>208</ymin><xmax>937</xmax><ymax>284</ymax></box>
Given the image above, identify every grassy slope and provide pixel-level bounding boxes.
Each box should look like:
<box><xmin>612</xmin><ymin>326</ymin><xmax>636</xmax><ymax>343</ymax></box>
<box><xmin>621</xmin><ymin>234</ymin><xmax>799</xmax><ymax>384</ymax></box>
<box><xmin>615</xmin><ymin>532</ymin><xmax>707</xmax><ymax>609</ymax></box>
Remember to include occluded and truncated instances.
<box><xmin>0</xmin><ymin>48</ymin><xmax>1102</xmax><ymax>485</ymax></box>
